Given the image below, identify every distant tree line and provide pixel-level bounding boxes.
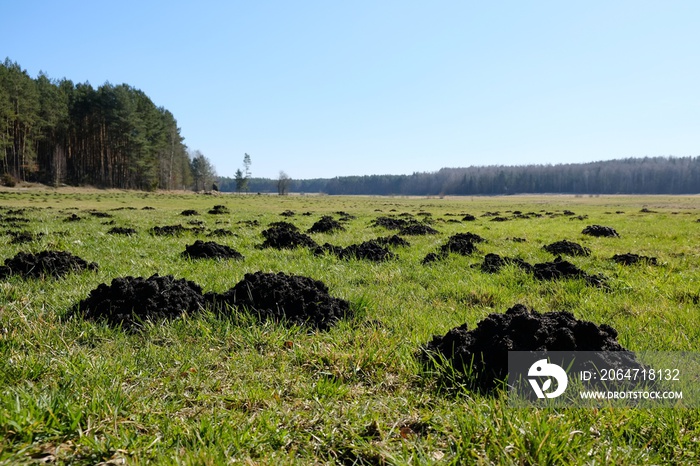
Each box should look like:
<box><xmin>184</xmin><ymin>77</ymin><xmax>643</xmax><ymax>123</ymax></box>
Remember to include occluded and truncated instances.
<box><xmin>218</xmin><ymin>157</ymin><xmax>700</xmax><ymax>195</ymax></box>
<box><xmin>0</xmin><ymin>58</ymin><xmax>200</xmax><ymax>190</ymax></box>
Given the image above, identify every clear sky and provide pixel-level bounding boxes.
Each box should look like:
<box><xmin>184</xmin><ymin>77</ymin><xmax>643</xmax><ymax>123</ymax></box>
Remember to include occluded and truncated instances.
<box><xmin>3</xmin><ymin>1</ymin><xmax>699</xmax><ymax>179</ymax></box>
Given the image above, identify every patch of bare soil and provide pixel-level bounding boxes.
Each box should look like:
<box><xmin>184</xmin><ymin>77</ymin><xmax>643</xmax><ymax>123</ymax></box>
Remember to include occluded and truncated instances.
<box><xmin>107</xmin><ymin>227</ymin><xmax>137</xmax><ymax>236</ymax></box>
<box><xmin>611</xmin><ymin>253</ymin><xmax>658</xmax><ymax>266</ymax></box>
<box><xmin>0</xmin><ymin>250</ymin><xmax>98</xmax><ymax>279</ymax></box>
<box><xmin>314</xmin><ymin>240</ymin><xmax>396</xmax><ymax>262</ymax></box>
<box><xmin>150</xmin><ymin>225</ymin><xmax>187</xmax><ymax>236</ymax></box>
<box><xmin>76</xmin><ymin>274</ymin><xmax>206</xmax><ymax>328</ymax></box>
<box><xmin>259</xmin><ymin>223</ymin><xmax>318</xmax><ymax>249</ymax></box>
<box><xmin>582</xmin><ymin>225</ymin><xmax>620</xmax><ymax>237</ymax></box>
<box><xmin>210</xmin><ymin>271</ymin><xmax>352</xmax><ymax>330</ymax></box>
<box><xmin>307</xmin><ymin>216</ymin><xmax>345</xmax><ymax>234</ymax></box>
<box><xmin>182</xmin><ymin>240</ymin><xmax>244</xmax><ymax>260</ymax></box>
<box><xmin>421</xmin><ymin>303</ymin><xmax>639</xmax><ymax>392</ymax></box>
<box><xmin>543</xmin><ymin>240</ymin><xmax>591</xmax><ymax>257</ymax></box>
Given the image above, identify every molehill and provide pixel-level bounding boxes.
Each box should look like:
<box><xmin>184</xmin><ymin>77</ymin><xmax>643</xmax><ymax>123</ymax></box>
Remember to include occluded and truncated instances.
<box><xmin>0</xmin><ymin>250</ymin><xmax>98</xmax><ymax>279</ymax></box>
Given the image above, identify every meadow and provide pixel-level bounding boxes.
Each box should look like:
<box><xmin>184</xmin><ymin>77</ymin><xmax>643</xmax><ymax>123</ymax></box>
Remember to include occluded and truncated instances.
<box><xmin>1</xmin><ymin>188</ymin><xmax>699</xmax><ymax>465</ymax></box>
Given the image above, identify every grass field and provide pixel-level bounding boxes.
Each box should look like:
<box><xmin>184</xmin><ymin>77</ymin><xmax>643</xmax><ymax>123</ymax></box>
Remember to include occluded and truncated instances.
<box><xmin>1</xmin><ymin>189</ymin><xmax>699</xmax><ymax>465</ymax></box>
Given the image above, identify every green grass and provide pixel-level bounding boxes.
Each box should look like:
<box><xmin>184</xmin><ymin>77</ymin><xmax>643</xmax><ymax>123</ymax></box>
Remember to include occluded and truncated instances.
<box><xmin>1</xmin><ymin>189</ymin><xmax>699</xmax><ymax>464</ymax></box>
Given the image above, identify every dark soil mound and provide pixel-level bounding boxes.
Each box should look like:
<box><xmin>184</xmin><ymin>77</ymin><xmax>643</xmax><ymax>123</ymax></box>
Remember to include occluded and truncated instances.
<box><xmin>208</xmin><ymin>205</ymin><xmax>230</xmax><ymax>215</ymax></box>
<box><xmin>212</xmin><ymin>271</ymin><xmax>351</xmax><ymax>330</ymax></box>
<box><xmin>181</xmin><ymin>209</ymin><xmax>199</xmax><ymax>216</ymax></box>
<box><xmin>307</xmin><ymin>216</ymin><xmax>345</xmax><ymax>234</ymax></box>
<box><xmin>439</xmin><ymin>233</ymin><xmax>484</xmax><ymax>255</ymax></box>
<box><xmin>582</xmin><ymin>225</ymin><xmax>620</xmax><ymax>237</ymax></box>
<box><xmin>480</xmin><ymin>253</ymin><xmax>533</xmax><ymax>274</ymax></box>
<box><xmin>371</xmin><ymin>216</ymin><xmax>411</xmax><ymax>230</ymax></box>
<box><xmin>89</xmin><ymin>211</ymin><xmax>113</xmax><ymax>218</ymax></box>
<box><xmin>490</xmin><ymin>216</ymin><xmax>510</xmax><ymax>222</ymax></box>
<box><xmin>315</xmin><ymin>240</ymin><xmax>396</xmax><ymax>262</ymax></box>
<box><xmin>421</xmin><ymin>252</ymin><xmax>445</xmax><ymax>265</ymax></box>
<box><xmin>268</xmin><ymin>221</ymin><xmax>298</xmax><ymax>231</ymax></box>
<box><xmin>208</xmin><ymin>228</ymin><xmax>234</xmax><ymax>237</ymax></box>
<box><xmin>421</xmin><ymin>303</ymin><xmax>637</xmax><ymax>392</ymax></box>
<box><xmin>543</xmin><ymin>240</ymin><xmax>591</xmax><ymax>257</ymax></box>
<box><xmin>150</xmin><ymin>225</ymin><xmax>187</xmax><ymax>236</ymax></box>
<box><xmin>399</xmin><ymin>223</ymin><xmax>439</xmax><ymax>235</ymax></box>
<box><xmin>533</xmin><ymin>257</ymin><xmax>607</xmax><ymax>288</ymax></box>
<box><xmin>612</xmin><ymin>253</ymin><xmax>658</xmax><ymax>266</ymax></box>
<box><xmin>462</xmin><ymin>214</ymin><xmax>477</xmax><ymax>221</ymax></box>
<box><xmin>280</xmin><ymin>210</ymin><xmax>295</xmax><ymax>217</ymax></box>
<box><xmin>182</xmin><ymin>240</ymin><xmax>244</xmax><ymax>260</ymax></box>
<box><xmin>108</xmin><ymin>227</ymin><xmax>137</xmax><ymax>236</ymax></box>
<box><xmin>64</xmin><ymin>214</ymin><xmax>82</xmax><ymax>222</ymax></box>
<box><xmin>0</xmin><ymin>250</ymin><xmax>98</xmax><ymax>279</ymax></box>
<box><xmin>374</xmin><ymin>235</ymin><xmax>411</xmax><ymax>248</ymax></box>
<box><xmin>76</xmin><ymin>274</ymin><xmax>206</xmax><ymax>328</ymax></box>
<box><xmin>259</xmin><ymin>224</ymin><xmax>318</xmax><ymax>250</ymax></box>
<box><xmin>8</xmin><ymin>231</ymin><xmax>43</xmax><ymax>244</ymax></box>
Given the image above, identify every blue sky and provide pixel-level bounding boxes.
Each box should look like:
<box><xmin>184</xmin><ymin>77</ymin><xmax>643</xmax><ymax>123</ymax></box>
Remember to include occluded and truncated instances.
<box><xmin>3</xmin><ymin>1</ymin><xmax>699</xmax><ymax>179</ymax></box>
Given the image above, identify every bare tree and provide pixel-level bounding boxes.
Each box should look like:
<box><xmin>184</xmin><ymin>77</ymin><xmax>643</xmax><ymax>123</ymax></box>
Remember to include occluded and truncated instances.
<box><xmin>277</xmin><ymin>170</ymin><xmax>291</xmax><ymax>195</ymax></box>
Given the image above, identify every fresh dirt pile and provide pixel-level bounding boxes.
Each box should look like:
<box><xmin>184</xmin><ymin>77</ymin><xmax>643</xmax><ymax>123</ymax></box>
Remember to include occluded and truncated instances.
<box><xmin>480</xmin><ymin>253</ymin><xmax>533</xmax><ymax>274</ymax></box>
<box><xmin>314</xmin><ymin>240</ymin><xmax>396</xmax><ymax>262</ymax></box>
<box><xmin>533</xmin><ymin>257</ymin><xmax>607</xmax><ymax>288</ymax></box>
<box><xmin>399</xmin><ymin>223</ymin><xmax>439</xmax><ymax>235</ymax></box>
<box><xmin>259</xmin><ymin>223</ymin><xmax>318</xmax><ymax>249</ymax></box>
<box><xmin>76</xmin><ymin>274</ymin><xmax>206</xmax><ymax>328</ymax></box>
<box><xmin>182</xmin><ymin>240</ymin><xmax>244</xmax><ymax>260</ymax></box>
<box><xmin>211</xmin><ymin>271</ymin><xmax>351</xmax><ymax>330</ymax></box>
<box><xmin>89</xmin><ymin>211</ymin><xmax>113</xmax><ymax>218</ymax></box>
<box><xmin>64</xmin><ymin>214</ymin><xmax>82</xmax><ymax>222</ymax></box>
<box><xmin>612</xmin><ymin>253</ymin><xmax>658</xmax><ymax>266</ymax></box>
<box><xmin>8</xmin><ymin>231</ymin><xmax>43</xmax><ymax>244</ymax></box>
<box><xmin>181</xmin><ymin>209</ymin><xmax>199</xmax><ymax>216</ymax></box>
<box><xmin>108</xmin><ymin>227</ymin><xmax>137</xmax><ymax>236</ymax></box>
<box><xmin>582</xmin><ymin>225</ymin><xmax>620</xmax><ymax>237</ymax></box>
<box><xmin>543</xmin><ymin>240</ymin><xmax>591</xmax><ymax>257</ymax></box>
<box><xmin>208</xmin><ymin>205</ymin><xmax>230</xmax><ymax>215</ymax></box>
<box><xmin>441</xmin><ymin>233</ymin><xmax>485</xmax><ymax>255</ymax></box>
<box><xmin>0</xmin><ymin>250</ymin><xmax>98</xmax><ymax>279</ymax></box>
<box><xmin>462</xmin><ymin>214</ymin><xmax>477</xmax><ymax>221</ymax></box>
<box><xmin>150</xmin><ymin>225</ymin><xmax>187</xmax><ymax>236</ymax></box>
<box><xmin>307</xmin><ymin>216</ymin><xmax>345</xmax><ymax>234</ymax></box>
<box><xmin>421</xmin><ymin>303</ymin><xmax>638</xmax><ymax>392</ymax></box>
<box><xmin>208</xmin><ymin>228</ymin><xmax>234</xmax><ymax>237</ymax></box>
<box><xmin>280</xmin><ymin>210</ymin><xmax>295</xmax><ymax>217</ymax></box>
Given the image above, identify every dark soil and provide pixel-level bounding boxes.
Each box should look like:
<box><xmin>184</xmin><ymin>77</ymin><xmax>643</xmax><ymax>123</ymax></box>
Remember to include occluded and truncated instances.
<box><xmin>374</xmin><ymin>235</ymin><xmax>410</xmax><ymax>248</ymax></box>
<box><xmin>89</xmin><ymin>211</ymin><xmax>113</xmax><ymax>218</ymax></box>
<box><xmin>371</xmin><ymin>216</ymin><xmax>414</xmax><ymax>230</ymax></box>
<box><xmin>280</xmin><ymin>210</ymin><xmax>295</xmax><ymax>217</ymax></box>
<box><xmin>421</xmin><ymin>303</ymin><xmax>638</xmax><ymax>392</ymax></box>
<box><xmin>399</xmin><ymin>224</ymin><xmax>439</xmax><ymax>235</ymax></box>
<box><xmin>612</xmin><ymin>253</ymin><xmax>658</xmax><ymax>266</ymax></box>
<box><xmin>582</xmin><ymin>225</ymin><xmax>620</xmax><ymax>237</ymax></box>
<box><xmin>307</xmin><ymin>216</ymin><xmax>345</xmax><ymax>234</ymax></box>
<box><xmin>0</xmin><ymin>250</ymin><xmax>98</xmax><ymax>279</ymax></box>
<box><xmin>462</xmin><ymin>214</ymin><xmax>477</xmax><ymax>221</ymax></box>
<box><xmin>421</xmin><ymin>252</ymin><xmax>445</xmax><ymax>265</ymax></box>
<box><xmin>108</xmin><ymin>227</ymin><xmax>137</xmax><ymax>236</ymax></box>
<box><xmin>208</xmin><ymin>205</ymin><xmax>230</xmax><ymax>215</ymax></box>
<box><xmin>314</xmin><ymin>240</ymin><xmax>396</xmax><ymax>262</ymax></box>
<box><xmin>259</xmin><ymin>224</ymin><xmax>318</xmax><ymax>249</ymax></box>
<box><xmin>150</xmin><ymin>225</ymin><xmax>187</xmax><ymax>236</ymax></box>
<box><xmin>76</xmin><ymin>274</ymin><xmax>206</xmax><ymax>328</ymax></box>
<box><xmin>182</xmin><ymin>240</ymin><xmax>244</xmax><ymax>260</ymax></box>
<box><xmin>543</xmin><ymin>240</ymin><xmax>591</xmax><ymax>257</ymax></box>
<box><xmin>211</xmin><ymin>271</ymin><xmax>352</xmax><ymax>330</ymax></box>
<box><xmin>181</xmin><ymin>209</ymin><xmax>200</xmax><ymax>216</ymax></box>
<box><xmin>439</xmin><ymin>233</ymin><xmax>485</xmax><ymax>255</ymax></box>
<box><xmin>480</xmin><ymin>253</ymin><xmax>533</xmax><ymax>274</ymax></box>
<box><xmin>533</xmin><ymin>257</ymin><xmax>607</xmax><ymax>288</ymax></box>
<box><xmin>8</xmin><ymin>231</ymin><xmax>43</xmax><ymax>244</ymax></box>
<box><xmin>64</xmin><ymin>214</ymin><xmax>83</xmax><ymax>222</ymax></box>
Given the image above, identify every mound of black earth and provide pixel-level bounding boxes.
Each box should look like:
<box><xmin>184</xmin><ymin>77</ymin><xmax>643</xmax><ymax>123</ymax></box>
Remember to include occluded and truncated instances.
<box><xmin>421</xmin><ymin>252</ymin><xmax>445</xmax><ymax>265</ymax></box>
<box><xmin>314</xmin><ymin>240</ymin><xmax>396</xmax><ymax>262</ymax></box>
<box><xmin>0</xmin><ymin>250</ymin><xmax>98</xmax><ymax>279</ymax></box>
<box><xmin>371</xmin><ymin>216</ymin><xmax>412</xmax><ymax>230</ymax></box>
<box><xmin>280</xmin><ymin>210</ymin><xmax>296</xmax><ymax>217</ymax></box>
<box><xmin>259</xmin><ymin>224</ymin><xmax>318</xmax><ymax>250</ymax></box>
<box><xmin>108</xmin><ymin>227</ymin><xmax>137</xmax><ymax>235</ymax></box>
<box><xmin>64</xmin><ymin>214</ymin><xmax>82</xmax><ymax>222</ymax></box>
<box><xmin>612</xmin><ymin>253</ymin><xmax>658</xmax><ymax>266</ymax></box>
<box><xmin>480</xmin><ymin>253</ymin><xmax>533</xmax><ymax>274</ymax></box>
<box><xmin>439</xmin><ymin>233</ymin><xmax>485</xmax><ymax>255</ymax></box>
<box><xmin>181</xmin><ymin>209</ymin><xmax>199</xmax><ymax>216</ymax></box>
<box><xmin>182</xmin><ymin>240</ymin><xmax>244</xmax><ymax>260</ymax></box>
<box><xmin>150</xmin><ymin>225</ymin><xmax>187</xmax><ymax>236</ymax></box>
<box><xmin>8</xmin><ymin>231</ymin><xmax>43</xmax><ymax>244</ymax></box>
<box><xmin>307</xmin><ymin>216</ymin><xmax>345</xmax><ymax>234</ymax></box>
<box><xmin>582</xmin><ymin>225</ymin><xmax>620</xmax><ymax>237</ymax></box>
<box><xmin>462</xmin><ymin>214</ymin><xmax>477</xmax><ymax>221</ymax></box>
<box><xmin>399</xmin><ymin>223</ymin><xmax>439</xmax><ymax>235</ymax></box>
<box><xmin>211</xmin><ymin>271</ymin><xmax>351</xmax><ymax>330</ymax></box>
<box><xmin>208</xmin><ymin>228</ymin><xmax>234</xmax><ymax>237</ymax></box>
<box><xmin>374</xmin><ymin>235</ymin><xmax>410</xmax><ymax>248</ymax></box>
<box><xmin>76</xmin><ymin>274</ymin><xmax>206</xmax><ymax>328</ymax></box>
<box><xmin>543</xmin><ymin>240</ymin><xmax>591</xmax><ymax>257</ymax></box>
<box><xmin>533</xmin><ymin>257</ymin><xmax>607</xmax><ymax>288</ymax></box>
<box><xmin>208</xmin><ymin>205</ymin><xmax>230</xmax><ymax>215</ymax></box>
<box><xmin>421</xmin><ymin>303</ymin><xmax>639</xmax><ymax>392</ymax></box>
